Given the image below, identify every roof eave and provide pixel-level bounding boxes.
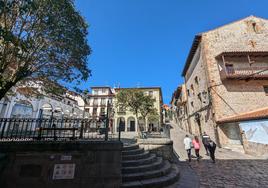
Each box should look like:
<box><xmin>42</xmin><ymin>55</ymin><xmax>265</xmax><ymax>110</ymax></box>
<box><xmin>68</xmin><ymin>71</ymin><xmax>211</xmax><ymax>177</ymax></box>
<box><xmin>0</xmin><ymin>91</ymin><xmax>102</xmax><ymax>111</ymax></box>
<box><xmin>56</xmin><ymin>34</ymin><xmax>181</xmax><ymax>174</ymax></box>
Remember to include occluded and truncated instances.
<box><xmin>181</xmin><ymin>35</ymin><xmax>202</xmax><ymax>77</ymax></box>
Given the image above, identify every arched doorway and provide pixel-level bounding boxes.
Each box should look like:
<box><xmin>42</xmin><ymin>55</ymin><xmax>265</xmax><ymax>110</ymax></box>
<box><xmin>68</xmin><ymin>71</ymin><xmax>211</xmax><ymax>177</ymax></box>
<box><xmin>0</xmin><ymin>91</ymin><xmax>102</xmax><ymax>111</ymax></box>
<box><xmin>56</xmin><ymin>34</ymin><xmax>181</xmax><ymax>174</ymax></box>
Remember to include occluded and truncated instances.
<box><xmin>148</xmin><ymin>114</ymin><xmax>160</xmax><ymax>132</ymax></box>
<box><xmin>11</xmin><ymin>100</ymin><xmax>33</xmax><ymax>118</ymax></box>
<box><xmin>127</xmin><ymin>117</ymin><xmax>136</xmax><ymax>132</ymax></box>
<box><xmin>117</xmin><ymin>117</ymin><xmax>125</xmax><ymax>132</ymax></box>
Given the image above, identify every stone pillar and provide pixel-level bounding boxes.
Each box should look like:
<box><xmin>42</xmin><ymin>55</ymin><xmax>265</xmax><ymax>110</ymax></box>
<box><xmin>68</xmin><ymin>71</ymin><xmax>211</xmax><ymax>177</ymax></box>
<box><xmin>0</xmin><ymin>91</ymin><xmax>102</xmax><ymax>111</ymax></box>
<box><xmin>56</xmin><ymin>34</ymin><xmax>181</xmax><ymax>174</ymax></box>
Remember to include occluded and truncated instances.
<box><xmin>125</xmin><ymin>117</ymin><xmax>127</xmax><ymax>132</ymax></box>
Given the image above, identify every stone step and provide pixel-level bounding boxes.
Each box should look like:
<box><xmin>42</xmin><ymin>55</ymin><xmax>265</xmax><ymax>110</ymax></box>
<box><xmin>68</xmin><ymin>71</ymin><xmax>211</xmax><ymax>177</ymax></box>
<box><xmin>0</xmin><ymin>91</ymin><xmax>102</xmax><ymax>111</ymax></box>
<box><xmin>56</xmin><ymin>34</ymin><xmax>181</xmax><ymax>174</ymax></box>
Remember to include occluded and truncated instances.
<box><xmin>123</xmin><ymin>144</ymin><xmax>139</xmax><ymax>151</ymax></box>
<box><xmin>122</xmin><ymin>154</ymin><xmax>157</xmax><ymax>167</ymax></box>
<box><xmin>223</xmin><ymin>144</ymin><xmax>245</xmax><ymax>154</ymax></box>
<box><xmin>122</xmin><ymin>160</ymin><xmax>172</xmax><ymax>182</ymax></box>
<box><xmin>123</xmin><ymin>151</ymin><xmax>150</xmax><ymax>161</ymax></box>
<box><xmin>122</xmin><ymin>148</ymin><xmax>144</xmax><ymax>156</ymax></box>
<box><xmin>121</xmin><ymin>164</ymin><xmax>180</xmax><ymax>188</ymax></box>
<box><xmin>122</xmin><ymin>157</ymin><xmax>163</xmax><ymax>174</ymax></box>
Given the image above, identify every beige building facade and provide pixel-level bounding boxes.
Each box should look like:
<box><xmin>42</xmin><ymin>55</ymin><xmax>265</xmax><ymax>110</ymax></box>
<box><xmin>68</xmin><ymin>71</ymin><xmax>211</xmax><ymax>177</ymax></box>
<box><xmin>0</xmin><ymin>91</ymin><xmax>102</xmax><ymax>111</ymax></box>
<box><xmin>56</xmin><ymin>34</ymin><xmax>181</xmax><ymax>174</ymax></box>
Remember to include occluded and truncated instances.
<box><xmin>113</xmin><ymin>87</ymin><xmax>163</xmax><ymax>133</ymax></box>
<box><xmin>170</xmin><ymin>84</ymin><xmax>189</xmax><ymax>132</ymax></box>
<box><xmin>177</xmin><ymin>16</ymin><xmax>268</xmax><ymax>155</ymax></box>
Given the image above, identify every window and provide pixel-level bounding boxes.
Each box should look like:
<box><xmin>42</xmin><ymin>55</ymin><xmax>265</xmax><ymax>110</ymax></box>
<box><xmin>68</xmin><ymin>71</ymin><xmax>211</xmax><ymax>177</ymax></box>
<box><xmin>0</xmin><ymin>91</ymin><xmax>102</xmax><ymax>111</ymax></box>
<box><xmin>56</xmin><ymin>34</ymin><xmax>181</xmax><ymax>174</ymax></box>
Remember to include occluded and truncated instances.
<box><xmin>100</xmin><ymin>108</ymin><xmax>105</xmax><ymax>115</ymax></box>
<box><xmin>93</xmin><ymin>98</ymin><xmax>98</xmax><ymax>105</ymax></box>
<box><xmin>118</xmin><ymin>105</ymin><xmax>125</xmax><ymax>112</ymax></box>
<box><xmin>263</xmin><ymin>86</ymin><xmax>268</xmax><ymax>95</ymax></box>
<box><xmin>191</xmin><ymin>101</ymin><xmax>194</xmax><ymax>107</ymax></box>
<box><xmin>191</xmin><ymin>84</ymin><xmax>195</xmax><ymax>95</ymax></box>
<box><xmin>187</xmin><ymin>89</ymin><xmax>190</xmax><ymax>96</ymax></box>
<box><xmin>93</xmin><ymin>89</ymin><xmax>98</xmax><ymax>95</ymax></box>
<box><xmin>197</xmin><ymin>93</ymin><xmax>202</xmax><ymax>102</ymax></box>
<box><xmin>195</xmin><ymin>76</ymin><xmax>199</xmax><ymax>84</ymax></box>
<box><xmin>93</xmin><ymin>108</ymin><xmax>97</xmax><ymax>116</ymax></box>
<box><xmin>149</xmin><ymin>91</ymin><xmax>153</xmax><ymax>97</ymax></box>
<box><xmin>252</xmin><ymin>22</ymin><xmax>257</xmax><ymax>32</ymax></box>
<box><xmin>102</xmin><ymin>88</ymin><xmax>106</xmax><ymax>94</ymax></box>
<box><xmin>101</xmin><ymin>98</ymin><xmax>106</xmax><ymax>105</ymax></box>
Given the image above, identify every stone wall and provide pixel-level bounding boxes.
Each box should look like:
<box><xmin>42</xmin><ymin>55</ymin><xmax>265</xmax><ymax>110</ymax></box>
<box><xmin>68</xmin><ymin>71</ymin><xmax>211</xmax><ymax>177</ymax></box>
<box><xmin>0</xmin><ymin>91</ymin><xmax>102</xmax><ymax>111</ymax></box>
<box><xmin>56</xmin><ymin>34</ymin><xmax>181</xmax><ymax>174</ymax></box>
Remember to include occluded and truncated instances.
<box><xmin>0</xmin><ymin>141</ymin><xmax>122</xmax><ymax>188</ymax></box>
<box><xmin>137</xmin><ymin>138</ymin><xmax>173</xmax><ymax>161</ymax></box>
<box><xmin>203</xmin><ymin>16</ymin><xmax>268</xmax><ymax>121</ymax></box>
<box><xmin>244</xmin><ymin>141</ymin><xmax>268</xmax><ymax>157</ymax></box>
<box><xmin>183</xmin><ymin>16</ymin><xmax>268</xmax><ymax>147</ymax></box>
<box><xmin>183</xmin><ymin>42</ymin><xmax>216</xmax><ymax>141</ymax></box>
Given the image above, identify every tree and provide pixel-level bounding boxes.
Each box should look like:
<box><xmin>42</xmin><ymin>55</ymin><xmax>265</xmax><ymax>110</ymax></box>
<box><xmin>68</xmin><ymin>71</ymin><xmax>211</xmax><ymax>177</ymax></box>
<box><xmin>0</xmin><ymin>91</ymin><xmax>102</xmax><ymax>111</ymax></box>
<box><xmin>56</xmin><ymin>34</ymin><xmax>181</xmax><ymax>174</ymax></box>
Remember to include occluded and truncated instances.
<box><xmin>139</xmin><ymin>95</ymin><xmax>158</xmax><ymax>131</ymax></box>
<box><xmin>116</xmin><ymin>89</ymin><xmax>157</xmax><ymax>132</ymax></box>
<box><xmin>0</xmin><ymin>0</ymin><xmax>91</xmax><ymax>100</ymax></box>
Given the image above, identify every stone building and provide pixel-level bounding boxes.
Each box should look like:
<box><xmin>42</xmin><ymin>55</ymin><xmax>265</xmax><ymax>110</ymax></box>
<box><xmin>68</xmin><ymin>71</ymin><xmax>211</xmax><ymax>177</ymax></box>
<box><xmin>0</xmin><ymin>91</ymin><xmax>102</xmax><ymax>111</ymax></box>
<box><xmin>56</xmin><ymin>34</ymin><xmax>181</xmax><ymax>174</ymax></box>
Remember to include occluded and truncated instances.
<box><xmin>113</xmin><ymin>87</ymin><xmax>163</xmax><ymax>134</ymax></box>
<box><xmin>179</xmin><ymin>15</ymin><xmax>268</xmax><ymax>155</ymax></box>
<box><xmin>0</xmin><ymin>87</ymin><xmax>85</xmax><ymax>119</ymax></box>
<box><xmin>170</xmin><ymin>84</ymin><xmax>189</xmax><ymax>132</ymax></box>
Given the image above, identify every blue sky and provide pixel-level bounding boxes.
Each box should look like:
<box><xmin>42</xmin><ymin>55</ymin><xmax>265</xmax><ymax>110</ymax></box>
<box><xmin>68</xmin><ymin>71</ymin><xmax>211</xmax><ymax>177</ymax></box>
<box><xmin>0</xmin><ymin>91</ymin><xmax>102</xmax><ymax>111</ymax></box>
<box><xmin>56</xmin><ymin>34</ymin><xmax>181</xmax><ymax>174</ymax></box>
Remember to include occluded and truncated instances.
<box><xmin>74</xmin><ymin>0</ymin><xmax>268</xmax><ymax>103</ymax></box>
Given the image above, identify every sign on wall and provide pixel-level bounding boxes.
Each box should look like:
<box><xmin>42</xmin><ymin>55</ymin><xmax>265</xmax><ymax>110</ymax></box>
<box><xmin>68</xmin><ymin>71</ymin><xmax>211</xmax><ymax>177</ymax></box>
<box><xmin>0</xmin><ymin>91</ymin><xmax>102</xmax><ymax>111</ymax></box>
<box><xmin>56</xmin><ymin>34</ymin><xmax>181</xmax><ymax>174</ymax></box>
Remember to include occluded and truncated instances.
<box><xmin>52</xmin><ymin>164</ymin><xmax>75</xmax><ymax>180</ymax></box>
<box><xmin>240</xmin><ymin>119</ymin><xmax>268</xmax><ymax>144</ymax></box>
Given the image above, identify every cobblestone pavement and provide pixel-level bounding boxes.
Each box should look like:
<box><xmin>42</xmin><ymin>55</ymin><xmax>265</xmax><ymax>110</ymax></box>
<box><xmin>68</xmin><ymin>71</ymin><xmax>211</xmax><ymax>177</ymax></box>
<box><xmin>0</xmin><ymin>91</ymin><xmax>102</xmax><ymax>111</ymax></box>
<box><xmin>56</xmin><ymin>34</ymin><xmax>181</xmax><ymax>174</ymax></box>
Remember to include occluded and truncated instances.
<box><xmin>170</xmin><ymin>121</ymin><xmax>268</xmax><ymax>188</ymax></box>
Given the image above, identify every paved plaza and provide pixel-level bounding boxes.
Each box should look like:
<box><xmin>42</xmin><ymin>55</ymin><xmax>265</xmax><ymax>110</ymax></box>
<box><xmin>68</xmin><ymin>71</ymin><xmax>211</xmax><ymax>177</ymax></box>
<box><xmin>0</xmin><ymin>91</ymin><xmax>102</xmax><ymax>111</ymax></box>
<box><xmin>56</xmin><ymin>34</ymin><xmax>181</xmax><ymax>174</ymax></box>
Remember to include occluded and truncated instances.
<box><xmin>170</xmin><ymin>121</ymin><xmax>268</xmax><ymax>188</ymax></box>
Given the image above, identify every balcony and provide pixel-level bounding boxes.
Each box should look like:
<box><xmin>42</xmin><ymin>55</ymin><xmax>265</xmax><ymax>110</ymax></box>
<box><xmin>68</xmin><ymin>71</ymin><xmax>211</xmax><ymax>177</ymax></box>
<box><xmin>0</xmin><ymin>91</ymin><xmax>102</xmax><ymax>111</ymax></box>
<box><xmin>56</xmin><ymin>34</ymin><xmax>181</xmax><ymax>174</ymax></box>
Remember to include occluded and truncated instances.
<box><xmin>224</xmin><ymin>67</ymin><xmax>268</xmax><ymax>80</ymax></box>
<box><xmin>117</xmin><ymin>111</ymin><xmax>126</xmax><ymax>115</ymax></box>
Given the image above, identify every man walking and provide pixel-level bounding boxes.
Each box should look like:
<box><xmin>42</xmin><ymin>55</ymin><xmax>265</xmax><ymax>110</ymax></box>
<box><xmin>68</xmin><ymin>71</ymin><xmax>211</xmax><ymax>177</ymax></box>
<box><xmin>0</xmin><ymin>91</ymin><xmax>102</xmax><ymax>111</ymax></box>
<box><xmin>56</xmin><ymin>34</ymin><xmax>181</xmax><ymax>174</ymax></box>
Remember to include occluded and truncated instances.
<box><xmin>207</xmin><ymin>138</ymin><xmax>217</xmax><ymax>163</ymax></box>
<box><xmin>202</xmin><ymin>132</ymin><xmax>210</xmax><ymax>155</ymax></box>
<box><xmin>183</xmin><ymin>135</ymin><xmax>192</xmax><ymax>162</ymax></box>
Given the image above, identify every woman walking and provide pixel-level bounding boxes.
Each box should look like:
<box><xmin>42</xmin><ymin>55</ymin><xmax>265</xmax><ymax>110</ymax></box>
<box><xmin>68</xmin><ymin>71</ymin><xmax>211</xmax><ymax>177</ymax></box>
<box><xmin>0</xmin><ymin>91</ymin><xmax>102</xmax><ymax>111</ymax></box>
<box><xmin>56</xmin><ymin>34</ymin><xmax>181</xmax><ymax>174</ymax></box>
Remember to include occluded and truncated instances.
<box><xmin>192</xmin><ymin>136</ymin><xmax>200</xmax><ymax>161</ymax></box>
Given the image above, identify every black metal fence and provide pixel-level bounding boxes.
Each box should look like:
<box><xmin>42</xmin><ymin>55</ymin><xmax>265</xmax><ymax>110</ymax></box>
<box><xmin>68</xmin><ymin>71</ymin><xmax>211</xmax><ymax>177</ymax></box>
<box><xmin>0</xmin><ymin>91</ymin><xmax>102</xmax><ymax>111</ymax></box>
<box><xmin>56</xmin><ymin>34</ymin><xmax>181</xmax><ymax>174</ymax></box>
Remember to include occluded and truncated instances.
<box><xmin>0</xmin><ymin>117</ymin><xmax>111</xmax><ymax>141</ymax></box>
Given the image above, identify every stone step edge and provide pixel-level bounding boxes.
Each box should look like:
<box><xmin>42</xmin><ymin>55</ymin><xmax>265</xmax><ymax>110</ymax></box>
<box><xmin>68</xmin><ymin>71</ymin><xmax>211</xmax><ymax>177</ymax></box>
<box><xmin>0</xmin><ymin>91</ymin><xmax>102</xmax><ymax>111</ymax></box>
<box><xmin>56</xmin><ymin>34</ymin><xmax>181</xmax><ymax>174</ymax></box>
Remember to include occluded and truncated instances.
<box><xmin>122</xmin><ymin>160</ymin><xmax>171</xmax><ymax>182</ymax></box>
<box><xmin>122</xmin><ymin>153</ymin><xmax>156</xmax><ymax>167</ymax></box>
<box><xmin>122</xmin><ymin>157</ymin><xmax>163</xmax><ymax>173</ymax></box>
<box><xmin>122</xmin><ymin>148</ymin><xmax>144</xmax><ymax>155</ymax></box>
<box><xmin>121</xmin><ymin>165</ymin><xmax>180</xmax><ymax>188</ymax></box>
<box><xmin>122</xmin><ymin>144</ymin><xmax>139</xmax><ymax>151</ymax></box>
<box><xmin>122</xmin><ymin>151</ymin><xmax>150</xmax><ymax>160</ymax></box>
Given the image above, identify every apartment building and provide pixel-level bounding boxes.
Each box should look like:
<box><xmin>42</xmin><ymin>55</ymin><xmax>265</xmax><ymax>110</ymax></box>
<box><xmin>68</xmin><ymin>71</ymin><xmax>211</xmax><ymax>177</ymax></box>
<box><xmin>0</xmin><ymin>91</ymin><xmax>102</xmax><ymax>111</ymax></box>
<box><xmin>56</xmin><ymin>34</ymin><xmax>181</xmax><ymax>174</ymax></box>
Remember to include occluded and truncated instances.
<box><xmin>84</xmin><ymin>87</ymin><xmax>114</xmax><ymax>118</ymax></box>
<box><xmin>113</xmin><ymin>87</ymin><xmax>163</xmax><ymax>133</ymax></box>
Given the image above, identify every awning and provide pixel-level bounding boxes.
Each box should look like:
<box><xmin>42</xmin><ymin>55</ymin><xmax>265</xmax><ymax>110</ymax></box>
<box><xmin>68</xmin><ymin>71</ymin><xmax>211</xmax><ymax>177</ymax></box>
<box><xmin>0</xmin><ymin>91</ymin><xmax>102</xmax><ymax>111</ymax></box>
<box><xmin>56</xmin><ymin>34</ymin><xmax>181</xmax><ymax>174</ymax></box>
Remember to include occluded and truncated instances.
<box><xmin>217</xmin><ymin>107</ymin><xmax>268</xmax><ymax>124</ymax></box>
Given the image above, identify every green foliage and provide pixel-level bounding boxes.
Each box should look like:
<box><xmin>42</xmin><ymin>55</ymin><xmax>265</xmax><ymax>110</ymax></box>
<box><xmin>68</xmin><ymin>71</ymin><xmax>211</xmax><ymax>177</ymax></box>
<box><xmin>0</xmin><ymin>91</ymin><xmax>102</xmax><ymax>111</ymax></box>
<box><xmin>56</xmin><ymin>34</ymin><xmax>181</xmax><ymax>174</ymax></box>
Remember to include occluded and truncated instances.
<box><xmin>116</xmin><ymin>89</ymin><xmax>144</xmax><ymax>116</ymax></box>
<box><xmin>0</xmin><ymin>0</ymin><xmax>91</xmax><ymax>100</ymax></box>
<box><xmin>116</xmin><ymin>89</ymin><xmax>158</xmax><ymax>131</ymax></box>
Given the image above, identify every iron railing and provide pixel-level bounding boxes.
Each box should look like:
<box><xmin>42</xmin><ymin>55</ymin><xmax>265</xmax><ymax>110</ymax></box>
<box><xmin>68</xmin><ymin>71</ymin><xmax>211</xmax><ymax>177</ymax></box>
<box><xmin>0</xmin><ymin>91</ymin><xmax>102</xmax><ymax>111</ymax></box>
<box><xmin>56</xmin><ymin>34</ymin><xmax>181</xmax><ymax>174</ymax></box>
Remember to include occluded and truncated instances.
<box><xmin>0</xmin><ymin>117</ymin><xmax>110</xmax><ymax>141</ymax></box>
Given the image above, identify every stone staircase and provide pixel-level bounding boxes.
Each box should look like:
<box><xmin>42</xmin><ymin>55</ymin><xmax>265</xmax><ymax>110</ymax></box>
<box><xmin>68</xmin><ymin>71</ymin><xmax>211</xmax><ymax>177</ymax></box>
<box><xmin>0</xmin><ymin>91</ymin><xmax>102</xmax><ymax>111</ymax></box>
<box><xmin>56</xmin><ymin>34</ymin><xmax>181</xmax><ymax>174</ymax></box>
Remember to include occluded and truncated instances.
<box><xmin>121</xmin><ymin>144</ymin><xmax>180</xmax><ymax>188</ymax></box>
